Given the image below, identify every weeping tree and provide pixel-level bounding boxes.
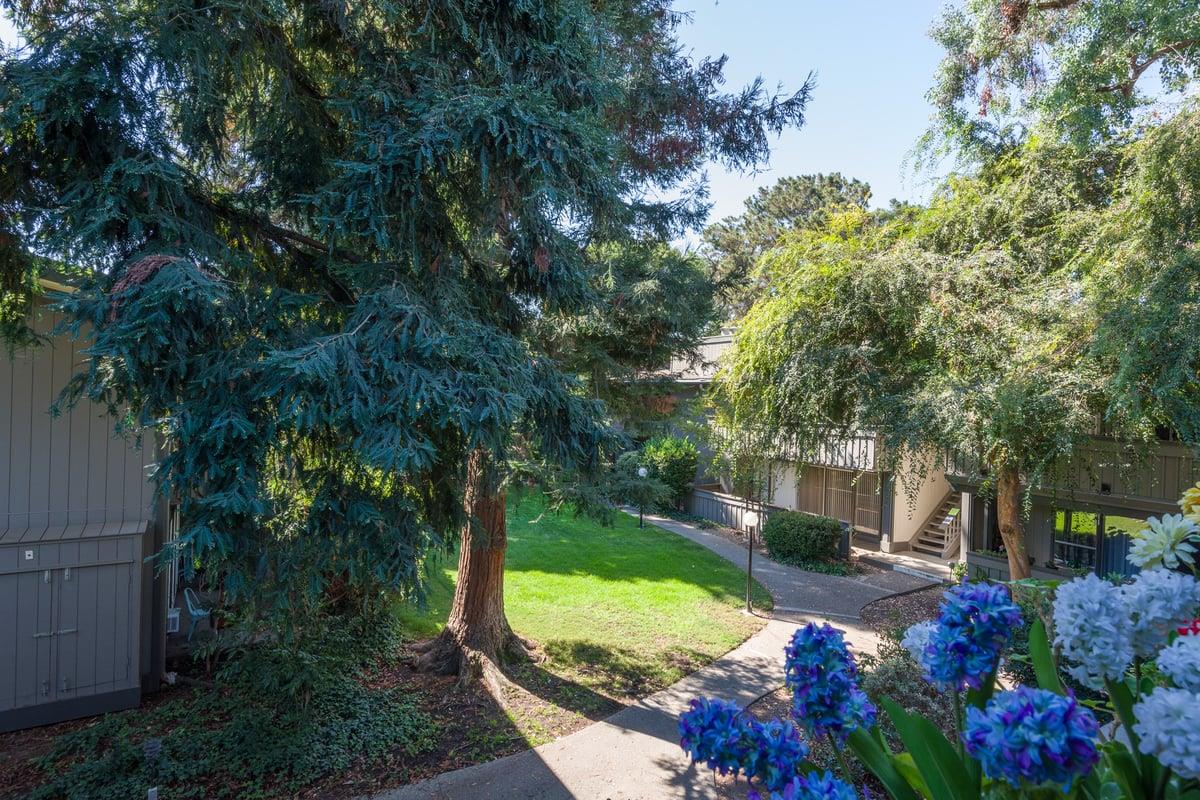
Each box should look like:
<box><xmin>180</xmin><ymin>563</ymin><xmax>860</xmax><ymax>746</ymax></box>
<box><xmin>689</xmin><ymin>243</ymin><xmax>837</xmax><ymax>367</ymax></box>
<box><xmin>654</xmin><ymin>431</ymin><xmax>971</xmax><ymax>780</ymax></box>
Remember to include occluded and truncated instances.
<box><xmin>924</xmin><ymin>0</ymin><xmax>1200</xmax><ymax>160</ymax></box>
<box><xmin>712</xmin><ymin>146</ymin><xmax>1113</xmax><ymax>581</ymax></box>
<box><xmin>703</xmin><ymin>173</ymin><xmax>872</xmax><ymax>318</ymax></box>
<box><xmin>0</xmin><ymin>1</ymin><xmax>809</xmax><ymax>686</ymax></box>
<box><xmin>715</xmin><ymin>106</ymin><xmax>1200</xmax><ymax>581</ymax></box>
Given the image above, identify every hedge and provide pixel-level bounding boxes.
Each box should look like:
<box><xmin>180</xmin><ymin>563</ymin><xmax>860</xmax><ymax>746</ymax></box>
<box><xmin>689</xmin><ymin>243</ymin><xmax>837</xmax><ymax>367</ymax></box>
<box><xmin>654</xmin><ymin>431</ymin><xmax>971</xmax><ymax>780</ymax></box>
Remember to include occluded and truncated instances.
<box><xmin>761</xmin><ymin>510</ymin><xmax>842</xmax><ymax>564</ymax></box>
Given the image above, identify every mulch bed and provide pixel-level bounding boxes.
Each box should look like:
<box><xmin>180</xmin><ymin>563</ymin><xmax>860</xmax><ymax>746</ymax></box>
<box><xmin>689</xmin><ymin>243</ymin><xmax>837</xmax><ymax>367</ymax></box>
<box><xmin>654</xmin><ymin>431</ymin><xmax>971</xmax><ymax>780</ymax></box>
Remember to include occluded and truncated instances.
<box><xmin>305</xmin><ymin>658</ymin><xmax>622</xmax><ymax>799</ymax></box>
<box><xmin>859</xmin><ymin>583</ymin><xmax>946</xmax><ymax>638</ymax></box>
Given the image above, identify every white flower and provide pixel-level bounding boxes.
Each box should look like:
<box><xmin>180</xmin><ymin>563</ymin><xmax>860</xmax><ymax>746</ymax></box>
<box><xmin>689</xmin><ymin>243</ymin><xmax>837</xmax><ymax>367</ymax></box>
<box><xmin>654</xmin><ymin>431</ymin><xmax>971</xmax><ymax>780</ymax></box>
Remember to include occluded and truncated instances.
<box><xmin>1130</xmin><ymin>514</ymin><xmax>1199</xmax><ymax>571</ymax></box>
<box><xmin>1052</xmin><ymin>574</ymin><xmax>1134</xmax><ymax>690</ymax></box>
<box><xmin>1156</xmin><ymin>636</ymin><xmax>1200</xmax><ymax>692</ymax></box>
<box><xmin>1122</xmin><ymin>569</ymin><xmax>1200</xmax><ymax>659</ymax></box>
<box><xmin>1133</xmin><ymin>687</ymin><xmax>1200</xmax><ymax>779</ymax></box>
<box><xmin>901</xmin><ymin>620</ymin><xmax>938</xmax><ymax>679</ymax></box>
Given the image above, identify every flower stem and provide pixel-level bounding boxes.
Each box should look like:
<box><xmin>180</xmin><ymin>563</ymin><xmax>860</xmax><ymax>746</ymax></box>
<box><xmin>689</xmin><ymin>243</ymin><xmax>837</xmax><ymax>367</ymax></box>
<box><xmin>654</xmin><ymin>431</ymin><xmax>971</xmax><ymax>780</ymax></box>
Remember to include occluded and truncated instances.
<box><xmin>828</xmin><ymin>732</ymin><xmax>853</xmax><ymax>781</ymax></box>
<box><xmin>952</xmin><ymin>690</ymin><xmax>965</xmax><ymax>758</ymax></box>
<box><xmin>1154</xmin><ymin>766</ymin><xmax>1172</xmax><ymax>799</ymax></box>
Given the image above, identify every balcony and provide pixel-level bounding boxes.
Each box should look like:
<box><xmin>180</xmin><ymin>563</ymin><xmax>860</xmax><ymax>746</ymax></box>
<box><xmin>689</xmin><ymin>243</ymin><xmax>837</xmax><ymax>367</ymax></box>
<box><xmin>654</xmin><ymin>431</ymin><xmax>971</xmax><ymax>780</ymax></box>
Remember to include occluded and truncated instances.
<box><xmin>944</xmin><ymin>438</ymin><xmax>1200</xmax><ymax>513</ymax></box>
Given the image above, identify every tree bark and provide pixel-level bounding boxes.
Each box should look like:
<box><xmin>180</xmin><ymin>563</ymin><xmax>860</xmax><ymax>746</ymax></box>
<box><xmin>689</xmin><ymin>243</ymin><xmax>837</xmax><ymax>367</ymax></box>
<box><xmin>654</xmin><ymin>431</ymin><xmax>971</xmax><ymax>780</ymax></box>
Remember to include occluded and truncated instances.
<box><xmin>411</xmin><ymin>448</ymin><xmax>535</xmax><ymax>690</ymax></box>
<box><xmin>996</xmin><ymin>463</ymin><xmax>1032</xmax><ymax>580</ymax></box>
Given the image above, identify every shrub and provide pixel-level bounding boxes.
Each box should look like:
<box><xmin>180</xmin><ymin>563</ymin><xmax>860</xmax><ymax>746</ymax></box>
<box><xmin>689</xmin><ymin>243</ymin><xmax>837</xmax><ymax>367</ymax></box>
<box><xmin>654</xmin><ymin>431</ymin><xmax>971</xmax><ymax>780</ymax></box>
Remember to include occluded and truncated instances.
<box><xmin>858</xmin><ymin>626</ymin><xmax>956</xmax><ymax>749</ymax></box>
<box><xmin>950</xmin><ymin>560</ymin><xmax>968</xmax><ymax>583</ymax></box>
<box><xmin>613</xmin><ymin>450</ymin><xmax>673</xmax><ymax>512</ymax></box>
<box><xmin>640</xmin><ymin>435</ymin><xmax>700</xmax><ymax>509</ymax></box>
<box><xmin>762</xmin><ymin>511</ymin><xmax>842</xmax><ymax>564</ymax></box>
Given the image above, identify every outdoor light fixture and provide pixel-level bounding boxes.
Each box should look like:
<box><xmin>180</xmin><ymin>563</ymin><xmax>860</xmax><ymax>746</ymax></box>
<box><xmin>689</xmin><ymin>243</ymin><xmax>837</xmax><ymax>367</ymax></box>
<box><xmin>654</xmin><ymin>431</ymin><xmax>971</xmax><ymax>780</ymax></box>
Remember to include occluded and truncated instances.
<box><xmin>637</xmin><ymin>467</ymin><xmax>649</xmax><ymax>527</ymax></box>
<box><xmin>743</xmin><ymin>509</ymin><xmax>761</xmax><ymax>613</ymax></box>
<box><xmin>143</xmin><ymin>738</ymin><xmax>163</xmax><ymax>800</ymax></box>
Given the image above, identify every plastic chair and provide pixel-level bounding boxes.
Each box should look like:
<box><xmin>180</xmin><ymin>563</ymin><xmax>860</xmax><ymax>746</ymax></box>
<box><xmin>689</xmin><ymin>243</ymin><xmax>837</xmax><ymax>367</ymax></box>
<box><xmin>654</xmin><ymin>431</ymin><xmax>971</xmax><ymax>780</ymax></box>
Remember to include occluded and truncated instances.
<box><xmin>183</xmin><ymin>587</ymin><xmax>210</xmax><ymax>642</ymax></box>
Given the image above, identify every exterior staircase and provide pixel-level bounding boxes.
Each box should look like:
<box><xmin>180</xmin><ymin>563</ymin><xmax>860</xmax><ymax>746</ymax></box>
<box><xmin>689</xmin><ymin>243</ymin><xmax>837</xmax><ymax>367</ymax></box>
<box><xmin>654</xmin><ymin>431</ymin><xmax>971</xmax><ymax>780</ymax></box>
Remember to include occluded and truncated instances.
<box><xmin>911</xmin><ymin>491</ymin><xmax>963</xmax><ymax>559</ymax></box>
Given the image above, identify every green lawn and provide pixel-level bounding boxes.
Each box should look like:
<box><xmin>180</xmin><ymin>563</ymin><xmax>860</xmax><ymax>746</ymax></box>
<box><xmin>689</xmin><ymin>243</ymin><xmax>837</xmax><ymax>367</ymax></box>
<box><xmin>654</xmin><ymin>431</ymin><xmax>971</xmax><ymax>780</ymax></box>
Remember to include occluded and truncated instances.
<box><xmin>396</xmin><ymin>492</ymin><xmax>772</xmax><ymax>698</ymax></box>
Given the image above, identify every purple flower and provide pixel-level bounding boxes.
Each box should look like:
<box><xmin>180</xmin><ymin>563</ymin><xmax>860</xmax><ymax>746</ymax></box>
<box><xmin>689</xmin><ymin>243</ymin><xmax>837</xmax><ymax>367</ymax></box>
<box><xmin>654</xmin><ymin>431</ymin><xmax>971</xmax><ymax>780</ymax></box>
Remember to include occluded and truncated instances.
<box><xmin>679</xmin><ymin>697</ymin><xmax>750</xmax><ymax>776</ymax></box>
<box><xmin>925</xmin><ymin>582</ymin><xmax>1022</xmax><ymax>691</ymax></box>
<box><xmin>752</xmin><ymin>771</ymin><xmax>858</xmax><ymax>800</ymax></box>
<box><xmin>963</xmin><ymin>687</ymin><xmax>1100</xmax><ymax>790</ymax></box>
<box><xmin>744</xmin><ymin>718</ymin><xmax>809</xmax><ymax>792</ymax></box>
<box><xmin>679</xmin><ymin>699</ymin><xmax>810</xmax><ymax>791</ymax></box>
<box><xmin>785</xmin><ymin>623</ymin><xmax>876</xmax><ymax>743</ymax></box>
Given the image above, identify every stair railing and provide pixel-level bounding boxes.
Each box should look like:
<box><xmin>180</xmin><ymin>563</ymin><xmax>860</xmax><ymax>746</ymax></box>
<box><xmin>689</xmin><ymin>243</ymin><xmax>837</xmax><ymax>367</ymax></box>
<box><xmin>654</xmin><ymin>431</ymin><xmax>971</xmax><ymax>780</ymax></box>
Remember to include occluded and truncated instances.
<box><xmin>941</xmin><ymin>507</ymin><xmax>962</xmax><ymax>560</ymax></box>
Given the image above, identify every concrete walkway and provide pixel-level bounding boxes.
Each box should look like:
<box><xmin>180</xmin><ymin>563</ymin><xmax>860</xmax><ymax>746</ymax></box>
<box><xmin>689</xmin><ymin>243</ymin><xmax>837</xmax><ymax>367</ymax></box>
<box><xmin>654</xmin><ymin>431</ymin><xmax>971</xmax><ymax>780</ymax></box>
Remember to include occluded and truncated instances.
<box><xmin>637</xmin><ymin>512</ymin><xmax>934</xmax><ymax>622</ymax></box>
<box><xmin>369</xmin><ymin>514</ymin><xmax>937</xmax><ymax>800</ymax></box>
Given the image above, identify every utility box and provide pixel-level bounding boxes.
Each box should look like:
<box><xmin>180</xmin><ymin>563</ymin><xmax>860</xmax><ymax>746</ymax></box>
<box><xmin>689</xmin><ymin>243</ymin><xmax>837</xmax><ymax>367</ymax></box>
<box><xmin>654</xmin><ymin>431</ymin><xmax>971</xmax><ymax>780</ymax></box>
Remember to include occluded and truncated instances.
<box><xmin>0</xmin><ymin>520</ymin><xmax>147</xmax><ymax>732</ymax></box>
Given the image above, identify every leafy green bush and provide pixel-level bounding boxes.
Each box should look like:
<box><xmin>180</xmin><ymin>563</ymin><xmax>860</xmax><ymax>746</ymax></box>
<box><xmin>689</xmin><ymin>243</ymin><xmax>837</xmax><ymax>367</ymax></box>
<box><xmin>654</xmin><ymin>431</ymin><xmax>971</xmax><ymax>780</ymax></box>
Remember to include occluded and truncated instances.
<box><xmin>761</xmin><ymin>510</ymin><xmax>842</xmax><ymax>564</ymax></box>
<box><xmin>29</xmin><ymin>674</ymin><xmax>434</xmax><ymax>800</ymax></box>
<box><xmin>613</xmin><ymin>450</ymin><xmax>673</xmax><ymax>512</ymax></box>
<box><xmin>640</xmin><ymin>435</ymin><xmax>699</xmax><ymax>509</ymax></box>
<box><xmin>26</xmin><ymin>607</ymin><xmax>435</xmax><ymax>800</ymax></box>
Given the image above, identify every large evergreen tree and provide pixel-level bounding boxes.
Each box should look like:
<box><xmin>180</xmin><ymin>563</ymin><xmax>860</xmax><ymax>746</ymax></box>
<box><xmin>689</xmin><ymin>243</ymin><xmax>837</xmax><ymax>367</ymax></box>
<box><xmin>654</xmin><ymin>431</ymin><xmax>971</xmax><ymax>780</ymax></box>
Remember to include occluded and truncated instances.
<box><xmin>0</xmin><ymin>1</ymin><xmax>809</xmax><ymax>684</ymax></box>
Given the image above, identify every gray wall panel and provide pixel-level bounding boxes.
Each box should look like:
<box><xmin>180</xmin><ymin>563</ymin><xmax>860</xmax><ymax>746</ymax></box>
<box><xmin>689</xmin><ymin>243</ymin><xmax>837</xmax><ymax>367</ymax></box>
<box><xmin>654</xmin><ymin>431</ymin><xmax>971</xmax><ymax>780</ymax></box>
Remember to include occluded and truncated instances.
<box><xmin>73</xmin><ymin>564</ymin><xmax>98</xmax><ymax>698</ymax></box>
<box><xmin>28</xmin><ymin>317</ymin><xmax>53</xmax><ymax>526</ymax></box>
<box><xmin>54</xmin><ymin>564</ymin><xmax>79</xmax><ymax>700</ymax></box>
<box><xmin>2</xmin><ymin>306</ymin><xmax>156</xmax><ymax>529</ymax></box>
<box><xmin>8</xmin><ymin>343</ymin><xmax>32</xmax><ymax>528</ymax></box>
<box><xmin>0</xmin><ymin>573</ymin><xmax>15</xmax><ymax>707</ymax></box>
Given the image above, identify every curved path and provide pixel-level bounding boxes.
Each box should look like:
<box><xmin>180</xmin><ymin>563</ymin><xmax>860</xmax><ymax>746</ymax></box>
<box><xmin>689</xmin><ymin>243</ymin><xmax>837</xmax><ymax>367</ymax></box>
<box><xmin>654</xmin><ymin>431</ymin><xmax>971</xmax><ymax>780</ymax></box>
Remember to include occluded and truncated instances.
<box><xmin>368</xmin><ymin>513</ymin><xmax>936</xmax><ymax>800</ymax></box>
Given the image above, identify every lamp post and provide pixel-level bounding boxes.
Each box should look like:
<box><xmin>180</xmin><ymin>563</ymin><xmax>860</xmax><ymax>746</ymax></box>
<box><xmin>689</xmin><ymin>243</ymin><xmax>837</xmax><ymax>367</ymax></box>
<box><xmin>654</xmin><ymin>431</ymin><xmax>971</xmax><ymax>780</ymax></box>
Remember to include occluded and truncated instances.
<box><xmin>743</xmin><ymin>509</ymin><xmax>760</xmax><ymax>613</ymax></box>
<box><xmin>637</xmin><ymin>466</ymin><xmax>648</xmax><ymax>528</ymax></box>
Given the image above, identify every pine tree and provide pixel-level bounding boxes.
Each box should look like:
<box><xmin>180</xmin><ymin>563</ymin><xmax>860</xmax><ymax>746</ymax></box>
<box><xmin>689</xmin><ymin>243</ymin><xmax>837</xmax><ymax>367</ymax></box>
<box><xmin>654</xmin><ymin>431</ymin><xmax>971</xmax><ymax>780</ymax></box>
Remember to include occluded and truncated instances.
<box><xmin>0</xmin><ymin>1</ymin><xmax>809</xmax><ymax>684</ymax></box>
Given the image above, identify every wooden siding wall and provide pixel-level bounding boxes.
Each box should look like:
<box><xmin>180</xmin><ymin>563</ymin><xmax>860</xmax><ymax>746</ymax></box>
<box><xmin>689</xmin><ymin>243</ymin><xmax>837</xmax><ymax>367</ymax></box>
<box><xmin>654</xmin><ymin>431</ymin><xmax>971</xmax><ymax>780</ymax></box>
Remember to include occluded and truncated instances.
<box><xmin>0</xmin><ymin>310</ymin><xmax>155</xmax><ymax>530</ymax></box>
<box><xmin>947</xmin><ymin>442</ymin><xmax>1200</xmax><ymax>510</ymax></box>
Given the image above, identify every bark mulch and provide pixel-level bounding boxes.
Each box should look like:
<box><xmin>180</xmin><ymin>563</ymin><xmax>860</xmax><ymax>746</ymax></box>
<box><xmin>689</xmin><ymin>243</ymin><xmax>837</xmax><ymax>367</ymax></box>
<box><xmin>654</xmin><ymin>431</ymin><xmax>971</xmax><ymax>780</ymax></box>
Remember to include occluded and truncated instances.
<box><xmin>859</xmin><ymin>583</ymin><xmax>947</xmax><ymax>638</ymax></box>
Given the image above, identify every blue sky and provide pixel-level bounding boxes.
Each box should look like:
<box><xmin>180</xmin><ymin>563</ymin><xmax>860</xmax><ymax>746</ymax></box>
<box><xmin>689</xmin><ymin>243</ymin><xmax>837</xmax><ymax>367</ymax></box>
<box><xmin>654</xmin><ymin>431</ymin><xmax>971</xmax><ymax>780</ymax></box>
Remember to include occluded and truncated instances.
<box><xmin>675</xmin><ymin>1</ymin><xmax>951</xmax><ymax>222</ymax></box>
<box><xmin>1</xmin><ymin>2</ymin><xmax>952</xmax><ymax>224</ymax></box>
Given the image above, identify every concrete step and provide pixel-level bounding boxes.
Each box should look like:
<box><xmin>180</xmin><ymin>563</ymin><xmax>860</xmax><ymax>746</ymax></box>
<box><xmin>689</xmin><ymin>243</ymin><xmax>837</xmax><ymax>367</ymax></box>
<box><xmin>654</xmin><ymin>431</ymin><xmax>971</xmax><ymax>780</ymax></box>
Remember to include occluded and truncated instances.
<box><xmin>911</xmin><ymin>542</ymin><xmax>944</xmax><ymax>556</ymax></box>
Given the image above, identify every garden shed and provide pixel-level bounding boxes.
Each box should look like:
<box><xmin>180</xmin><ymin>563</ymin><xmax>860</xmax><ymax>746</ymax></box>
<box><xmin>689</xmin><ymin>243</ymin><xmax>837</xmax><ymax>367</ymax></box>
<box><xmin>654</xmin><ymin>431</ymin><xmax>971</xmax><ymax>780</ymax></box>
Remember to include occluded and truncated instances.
<box><xmin>0</xmin><ymin>289</ymin><xmax>171</xmax><ymax>732</ymax></box>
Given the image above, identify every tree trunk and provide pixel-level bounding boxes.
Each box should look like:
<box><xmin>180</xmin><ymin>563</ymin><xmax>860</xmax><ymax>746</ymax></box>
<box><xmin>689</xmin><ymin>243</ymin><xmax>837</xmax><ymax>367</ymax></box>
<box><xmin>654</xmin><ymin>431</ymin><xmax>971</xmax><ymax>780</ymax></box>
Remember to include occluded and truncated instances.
<box><xmin>996</xmin><ymin>463</ymin><xmax>1031</xmax><ymax>580</ymax></box>
<box><xmin>411</xmin><ymin>448</ymin><xmax>535</xmax><ymax>690</ymax></box>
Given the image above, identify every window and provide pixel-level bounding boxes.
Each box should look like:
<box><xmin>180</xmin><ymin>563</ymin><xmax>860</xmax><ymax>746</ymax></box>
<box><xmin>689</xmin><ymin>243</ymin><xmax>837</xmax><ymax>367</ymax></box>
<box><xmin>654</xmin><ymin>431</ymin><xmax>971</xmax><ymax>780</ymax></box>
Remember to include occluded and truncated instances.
<box><xmin>1053</xmin><ymin>510</ymin><xmax>1098</xmax><ymax>572</ymax></box>
<box><xmin>854</xmin><ymin>472</ymin><xmax>883</xmax><ymax>533</ymax></box>
<box><xmin>1052</xmin><ymin>510</ymin><xmax>1147</xmax><ymax>576</ymax></box>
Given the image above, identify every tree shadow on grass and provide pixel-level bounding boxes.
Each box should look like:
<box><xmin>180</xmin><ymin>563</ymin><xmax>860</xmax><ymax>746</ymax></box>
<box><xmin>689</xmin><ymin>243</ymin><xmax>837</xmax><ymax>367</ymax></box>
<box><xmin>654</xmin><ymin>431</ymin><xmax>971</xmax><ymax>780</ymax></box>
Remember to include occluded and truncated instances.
<box><xmin>532</xmin><ymin>638</ymin><xmax>713</xmax><ymax>702</ymax></box>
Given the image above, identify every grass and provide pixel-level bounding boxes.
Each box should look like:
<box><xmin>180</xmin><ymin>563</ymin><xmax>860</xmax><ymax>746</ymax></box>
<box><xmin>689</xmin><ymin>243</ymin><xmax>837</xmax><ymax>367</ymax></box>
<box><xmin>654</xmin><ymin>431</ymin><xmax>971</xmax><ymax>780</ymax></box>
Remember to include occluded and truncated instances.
<box><xmin>396</xmin><ymin>491</ymin><xmax>773</xmax><ymax>698</ymax></box>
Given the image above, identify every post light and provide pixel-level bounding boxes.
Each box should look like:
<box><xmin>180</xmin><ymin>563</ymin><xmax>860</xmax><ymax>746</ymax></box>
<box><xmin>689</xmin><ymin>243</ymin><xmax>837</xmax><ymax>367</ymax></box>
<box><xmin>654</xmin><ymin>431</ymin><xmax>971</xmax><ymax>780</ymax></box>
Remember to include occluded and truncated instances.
<box><xmin>743</xmin><ymin>509</ymin><xmax>760</xmax><ymax>613</ymax></box>
<box><xmin>637</xmin><ymin>466</ymin><xmax>649</xmax><ymax>528</ymax></box>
